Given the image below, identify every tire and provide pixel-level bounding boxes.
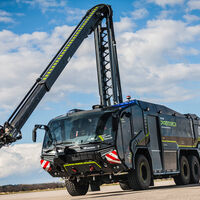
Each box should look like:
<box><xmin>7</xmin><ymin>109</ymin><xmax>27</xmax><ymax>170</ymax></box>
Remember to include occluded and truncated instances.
<box><xmin>189</xmin><ymin>155</ymin><xmax>200</xmax><ymax>184</ymax></box>
<box><xmin>174</xmin><ymin>155</ymin><xmax>190</xmax><ymax>185</ymax></box>
<box><xmin>90</xmin><ymin>182</ymin><xmax>100</xmax><ymax>191</ymax></box>
<box><xmin>128</xmin><ymin>154</ymin><xmax>151</xmax><ymax>190</ymax></box>
<box><xmin>119</xmin><ymin>181</ymin><xmax>131</xmax><ymax>190</ymax></box>
<box><xmin>65</xmin><ymin>179</ymin><xmax>89</xmax><ymax>196</ymax></box>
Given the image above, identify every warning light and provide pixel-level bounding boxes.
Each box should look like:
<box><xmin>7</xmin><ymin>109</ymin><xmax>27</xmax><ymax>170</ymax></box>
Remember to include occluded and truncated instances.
<box><xmin>90</xmin><ymin>166</ymin><xmax>95</xmax><ymax>172</ymax></box>
<box><xmin>72</xmin><ymin>167</ymin><xmax>77</xmax><ymax>173</ymax></box>
<box><xmin>126</xmin><ymin>95</ymin><xmax>131</xmax><ymax>101</ymax></box>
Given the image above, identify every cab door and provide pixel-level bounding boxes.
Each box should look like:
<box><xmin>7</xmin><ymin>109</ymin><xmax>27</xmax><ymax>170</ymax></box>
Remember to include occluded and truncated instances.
<box><xmin>148</xmin><ymin>115</ymin><xmax>163</xmax><ymax>173</ymax></box>
<box><xmin>116</xmin><ymin>108</ymin><xmax>133</xmax><ymax>168</ymax></box>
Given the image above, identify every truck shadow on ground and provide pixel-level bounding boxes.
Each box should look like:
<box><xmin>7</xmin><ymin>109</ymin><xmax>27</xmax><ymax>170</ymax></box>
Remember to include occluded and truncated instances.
<box><xmin>72</xmin><ymin>183</ymin><xmax>200</xmax><ymax>200</ymax></box>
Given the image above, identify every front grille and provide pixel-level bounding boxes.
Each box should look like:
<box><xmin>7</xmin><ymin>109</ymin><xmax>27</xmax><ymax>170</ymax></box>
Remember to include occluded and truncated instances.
<box><xmin>42</xmin><ymin>155</ymin><xmax>54</xmax><ymax>162</ymax></box>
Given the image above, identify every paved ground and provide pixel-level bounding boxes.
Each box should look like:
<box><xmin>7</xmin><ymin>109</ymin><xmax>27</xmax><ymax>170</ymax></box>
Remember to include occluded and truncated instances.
<box><xmin>1</xmin><ymin>180</ymin><xmax>200</xmax><ymax>200</ymax></box>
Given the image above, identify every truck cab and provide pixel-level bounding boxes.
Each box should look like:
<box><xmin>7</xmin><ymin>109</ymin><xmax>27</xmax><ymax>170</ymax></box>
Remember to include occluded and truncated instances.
<box><xmin>43</xmin><ymin>109</ymin><xmax>114</xmax><ymax>152</ymax></box>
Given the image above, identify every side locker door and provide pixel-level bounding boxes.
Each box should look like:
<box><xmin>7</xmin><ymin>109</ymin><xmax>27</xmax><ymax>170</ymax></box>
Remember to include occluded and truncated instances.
<box><xmin>116</xmin><ymin>108</ymin><xmax>133</xmax><ymax>168</ymax></box>
<box><xmin>160</xmin><ymin>116</ymin><xmax>178</xmax><ymax>172</ymax></box>
<box><xmin>147</xmin><ymin>115</ymin><xmax>163</xmax><ymax>173</ymax></box>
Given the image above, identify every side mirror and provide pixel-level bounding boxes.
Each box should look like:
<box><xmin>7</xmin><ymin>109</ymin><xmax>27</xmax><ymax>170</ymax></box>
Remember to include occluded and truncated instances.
<box><xmin>32</xmin><ymin>124</ymin><xmax>48</xmax><ymax>142</ymax></box>
<box><xmin>32</xmin><ymin>126</ymin><xmax>38</xmax><ymax>142</ymax></box>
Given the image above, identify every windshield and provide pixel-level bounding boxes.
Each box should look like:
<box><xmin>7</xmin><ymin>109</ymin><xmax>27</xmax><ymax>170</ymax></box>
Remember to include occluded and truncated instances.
<box><xmin>43</xmin><ymin>111</ymin><xmax>114</xmax><ymax>149</ymax></box>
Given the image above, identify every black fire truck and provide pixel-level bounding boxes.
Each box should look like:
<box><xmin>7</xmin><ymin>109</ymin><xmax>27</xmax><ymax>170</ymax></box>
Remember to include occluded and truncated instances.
<box><xmin>0</xmin><ymin>4</ymin><xmax>200</xmax><ymax>197</ymax></box>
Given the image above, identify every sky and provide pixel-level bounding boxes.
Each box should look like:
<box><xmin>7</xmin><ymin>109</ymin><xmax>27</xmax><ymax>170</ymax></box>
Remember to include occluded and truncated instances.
<box><xmin>0</xmin><ymin>0</ymin><xmax>200</xmax><ymax>185</ymax></box>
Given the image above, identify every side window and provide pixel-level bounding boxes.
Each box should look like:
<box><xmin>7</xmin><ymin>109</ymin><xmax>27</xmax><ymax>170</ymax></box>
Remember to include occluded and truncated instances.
<box><xmin>64</xmin><ymin>119</ymin><xmax>73</xmax><ymax>140</ymax></box>
<box><xmin>50</xmin><ymin>120</ymin><xmax>63</xmax><ymax>142</ymax></box>
<box><xmin>116</xmin><ymin>107</ymin><xmax>132</xmax><ymax>164</ymax></box>
<box><xmin>131</xmin><ymin>105</ymin><xmax>144</xmax><ymax>136</ymax></box>
<box><xmin>120</xmin><ymin>110</ymin><xmax>132</xmax><ymax>148</ymax></box>
<box><xmin>198</xmin><ymin>126</ymin><xmax>200</xmax><ymax>137</ymax></box>
<box><xmin>176</xmin><ymin>117</ymin><xmax>192</xmax><ymax>138</ymax></box>
<box><xmin>185</xmin><ymin>119</ymin><xmax>192</xmax><ymax>137</ymax></box>
<box><xmin>116</xmin><ymin>123</ymin><xmax>124</xmax><ymax>160</ymax></box>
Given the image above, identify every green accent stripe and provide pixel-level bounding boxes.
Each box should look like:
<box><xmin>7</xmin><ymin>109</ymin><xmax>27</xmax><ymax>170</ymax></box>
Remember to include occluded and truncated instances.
<box><xmin>139</xmin><ymin>131</ymin><xmax>149</xmax><ymax>145</ymax></box>
<box><xmin>63</xmin><ymin>161</ymin><xmax>102</xmax><ymax>171</ymax></box>
<box><xmin>98</xmin><ymin>135</ymin><xmax>104</xmax><ymax>141</ymax></box>
<box><xmin>162</xmin><ymin>140</ymin><xmax>177</xmax><ymax>144</ymax></box>
<box><xmin>162</xmin><ymin>140</ymin><xmax>196</xmax><ymax>148</ymax></box>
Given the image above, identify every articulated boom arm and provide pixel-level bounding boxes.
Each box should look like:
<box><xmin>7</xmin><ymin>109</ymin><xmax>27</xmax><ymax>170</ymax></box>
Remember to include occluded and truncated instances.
<box><xmin>0</xmin><ymin>4</ymin><xmax>122</xmax><ymax>148</ymax></box>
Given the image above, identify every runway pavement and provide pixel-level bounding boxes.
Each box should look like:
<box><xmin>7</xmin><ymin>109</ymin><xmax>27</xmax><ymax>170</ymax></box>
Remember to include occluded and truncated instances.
<box><xmin>1</xmin><ymin>180</ymin><xmax>200</xmax><ymax>200</ymax></box>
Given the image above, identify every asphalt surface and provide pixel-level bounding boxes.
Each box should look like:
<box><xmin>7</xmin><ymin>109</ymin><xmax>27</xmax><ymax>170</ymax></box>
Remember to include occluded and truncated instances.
<box><xmin>1</xmin><ymin>180</ymin><xmax>200</xmax><ymax>200</ymax></box>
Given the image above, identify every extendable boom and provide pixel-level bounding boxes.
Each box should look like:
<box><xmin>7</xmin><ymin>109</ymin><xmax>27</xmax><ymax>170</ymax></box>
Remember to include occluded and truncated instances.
<box><xmin>0</xmin><ymin>4</ymin><xmax>122</xmax><ymax>148</ymax></box>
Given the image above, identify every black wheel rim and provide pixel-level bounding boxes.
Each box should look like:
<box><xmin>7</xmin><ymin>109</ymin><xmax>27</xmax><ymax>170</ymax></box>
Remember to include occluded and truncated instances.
<box><xmin>140</xmin><ymin>162</ymin><xmax>148</xmax><ymax>182</ymax></box>
<box><xmin>182</xmin><ymin>160</ymin><xmax>189</xmax><ymax>178</ymax></box>
<box><xmin>194</xmin><ymin>162</ymin><xmax>198</xmax><ymax>176</ymax></box>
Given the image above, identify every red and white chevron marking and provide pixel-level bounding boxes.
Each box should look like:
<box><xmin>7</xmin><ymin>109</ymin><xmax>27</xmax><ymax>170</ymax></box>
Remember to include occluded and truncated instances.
<box><xmin>105</xmin><ymin>150</ymin><xmax>121</xmax><ymax>164</ymax></box>
<box><xmin>40</xmin><ymin>159</ymin><xmax>52</xmax><ymax>171</ymax></box>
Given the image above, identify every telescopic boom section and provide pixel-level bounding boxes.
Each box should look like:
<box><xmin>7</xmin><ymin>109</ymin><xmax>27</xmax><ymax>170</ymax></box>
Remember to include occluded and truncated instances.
<box><xmin>0</xmin><ymin>4</ymin><xmax>122</xmax><ymax>148</ymax></box>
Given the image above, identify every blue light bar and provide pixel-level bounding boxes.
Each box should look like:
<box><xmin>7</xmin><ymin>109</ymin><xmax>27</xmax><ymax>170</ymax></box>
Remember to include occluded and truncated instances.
<box><xmin>112</xmin><ymin>99</ymin><xmax>138</xmax><ymax>108</ymax></box>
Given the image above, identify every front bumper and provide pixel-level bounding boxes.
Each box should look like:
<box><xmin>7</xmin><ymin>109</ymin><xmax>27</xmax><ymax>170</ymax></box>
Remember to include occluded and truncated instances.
<box><xmin>41</xmin><ymin>147</ymin><xmax>126</xmax><ymax>178</ymax></box>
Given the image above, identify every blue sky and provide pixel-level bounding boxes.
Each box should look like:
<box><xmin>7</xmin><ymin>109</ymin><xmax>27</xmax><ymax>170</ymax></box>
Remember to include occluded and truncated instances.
<box><xmin>1</xmin><ymin>0</ymin><xmax>200</xmax><ymax>185</ymax></box>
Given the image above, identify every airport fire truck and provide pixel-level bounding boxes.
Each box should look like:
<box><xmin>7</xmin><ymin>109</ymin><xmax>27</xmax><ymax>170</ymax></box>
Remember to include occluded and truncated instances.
<box><xmin>0</xmin><ymin>4</ymin><xmax>200</xmax><ymax>197</ymax></box>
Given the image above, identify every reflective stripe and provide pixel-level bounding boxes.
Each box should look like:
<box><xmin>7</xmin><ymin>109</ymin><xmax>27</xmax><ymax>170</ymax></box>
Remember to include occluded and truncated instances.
<box><xmin>40</xmin><ymin>159</ymin><xmax>51</xmax><ymax>171</ymax></box>
<box><xmin>109</xmin><ymin>152</ymin><xmax>119</xmax><ymax>159</ymax></box>
<box><xmin>105</xmin><ymin>150</ymin><xmax>121</xmax><ymax>164</ymax></box>
<box><xmin>106</xmin><ymin>156</ymin><xmax>121</xmax><ymax>164</ymax></box>
<box><xmin>111</xmin><ymin>150</ymin><xmax>117</xmax><ymax>155</ymax></box>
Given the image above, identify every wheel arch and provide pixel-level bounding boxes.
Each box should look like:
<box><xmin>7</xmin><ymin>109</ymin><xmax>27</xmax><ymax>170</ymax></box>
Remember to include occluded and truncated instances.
<box><xmin>179</xmin><ymin>149</ymin><xmax>200</xmax><ymax>160</ymax></box>
<box><xmin>134</xmin><ymin>148</ymin><xmax>153</xmax><ymax>172</ymax></box>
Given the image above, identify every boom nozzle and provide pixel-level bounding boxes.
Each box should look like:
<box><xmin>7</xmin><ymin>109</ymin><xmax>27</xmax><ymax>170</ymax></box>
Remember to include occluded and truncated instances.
<box><xmin>0</xmin><ymin>123</ymin><xmax>22</xmax><ymax>149</ymax></box>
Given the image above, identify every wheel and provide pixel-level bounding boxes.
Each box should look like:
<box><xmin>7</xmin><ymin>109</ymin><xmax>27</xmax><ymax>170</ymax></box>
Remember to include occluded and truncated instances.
<box><xmin>90</xmin><ymin>182</ymin><xmax>100</xmax><ymax>191</ymax></box>
<box><xmin>65</xmin><ymin>179</ymin><xmax>89</xmax><ymax>196</ymax></box>
<box><xmin>189</xmin><ymin>155</ymin><xmax>200</xmax><ymax>184</ymax></box>
<box><xmin>128</xmin><ymin>154</ymin><xmax>151</xmax><ymax>190</ymax></box>
<box><xmin>174</xmin><ymin>155</ymin><xmax>190</xmax><ymax>185</ymax></box>
<box><xmin>119</xmin><ymin>181</ymin><xmax>131</xmax><ymax>190</ymax></box>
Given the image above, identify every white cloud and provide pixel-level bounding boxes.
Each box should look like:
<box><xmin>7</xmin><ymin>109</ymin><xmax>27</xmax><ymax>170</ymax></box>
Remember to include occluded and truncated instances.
<box><xmin>0</xmin><ymin>16</ymin><xmax>14</xmax><ymax>23</ymax></box>
<box><xmin>116</xmin><ymin>19</ymin><xmax>200</xmax><ymax>102</ymax></box>
<box><xmin>17</xmin><ymin>0</ymin><xmax>66</xmax><ymax>13</ymax></box>
<box><xmin>0</xmin><ymin>10</ymin><xmax>14</xmax><ymax>23</ymax></box>
<box><xmin>187</xmin><ymin>0</ymin><xmax>200</xmax><ymax>11</ymax></box>
<box><xmin>0</xmin><ymin>143</ymin><xmax>42</xmax><ymax>178</ymax></box>
<box><xmin>148</xmin><ymin>0</ymin><xmax>184</xmax><ymax>7</ymax></box>
<box><xmin>17</xmin><ymin>0</ymin><xmax>86</xmax><ymax>25</ymax></box>
<box><xmin>157</xmin><ymin>10</ymin><xmax>175</xmax><ymax>19</ymax></box>
<box><xmin>115</xmin><ymin>17</ymin><xmax>135</xmax><ymax>32</ymax></box>
<box><xmin>184</xmin><ymin>14</ymin><xmax>200</xmax><ymax>23</ymax></box>
<box><xmin>65</xmin><ymin>8</ymin><xmax>86</xmax><ymax>22</ymax></box>
<box><xmin>131</xmin><ymin>8</ymin><xmax>148</xmax><ymax>20</ymax></box>
<box><xmin>0</xmin><ymin>10</ymin><xmax>11</xmax><ymax>17</ymax></box>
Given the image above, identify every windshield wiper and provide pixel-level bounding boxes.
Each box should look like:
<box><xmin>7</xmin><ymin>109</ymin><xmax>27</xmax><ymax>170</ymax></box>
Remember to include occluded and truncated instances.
<box><xmin>43</xmin><ymin>141</ymin><xmax>73</xmax><ymax>153</ymax></box>
<box><xmin>55</xmin><ymin>141</ymin><xmax>73</xmax><ymax>145</ymax></box>
<box><xmin>84</xmin><ymin>141</ymin><xmax>112</xmax><ymax>145</ymax></box>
